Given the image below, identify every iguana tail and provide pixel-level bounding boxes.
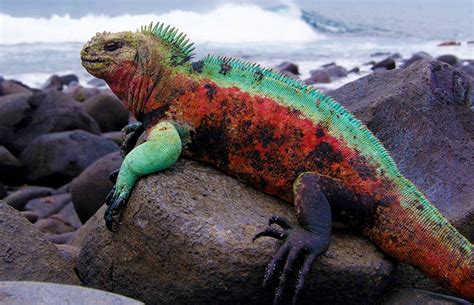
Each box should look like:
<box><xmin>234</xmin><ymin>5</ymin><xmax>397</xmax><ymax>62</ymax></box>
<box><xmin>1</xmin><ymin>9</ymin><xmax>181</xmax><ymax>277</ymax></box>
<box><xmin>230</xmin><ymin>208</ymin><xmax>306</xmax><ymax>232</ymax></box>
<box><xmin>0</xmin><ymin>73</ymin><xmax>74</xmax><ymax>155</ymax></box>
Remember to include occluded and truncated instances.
<box><xmin>364</xmin><ymin>177</ymin><xmax>473</xmax><ymax>301</ymax></box>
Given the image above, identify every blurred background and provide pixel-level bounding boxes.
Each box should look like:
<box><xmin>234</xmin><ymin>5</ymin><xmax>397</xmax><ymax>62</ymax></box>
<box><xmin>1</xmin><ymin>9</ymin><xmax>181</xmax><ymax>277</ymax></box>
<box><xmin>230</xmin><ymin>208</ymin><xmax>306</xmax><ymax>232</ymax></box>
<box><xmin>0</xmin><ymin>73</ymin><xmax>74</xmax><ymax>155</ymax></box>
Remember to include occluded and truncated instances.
<box><xmin>0</xmin><ymin>0</ymin><xmax>473</xmax><ymax>89</ymax></box>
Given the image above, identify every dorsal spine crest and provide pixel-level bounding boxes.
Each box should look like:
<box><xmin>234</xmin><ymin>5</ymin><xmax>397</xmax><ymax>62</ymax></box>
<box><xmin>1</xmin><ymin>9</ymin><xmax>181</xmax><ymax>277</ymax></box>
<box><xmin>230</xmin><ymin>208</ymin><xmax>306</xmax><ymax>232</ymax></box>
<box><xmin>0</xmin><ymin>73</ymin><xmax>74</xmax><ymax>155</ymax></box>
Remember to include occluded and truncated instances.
<box><xmin>139</xmin><ymin>21</ymin><xmax>195</xmax><ymax>64</ymax></box>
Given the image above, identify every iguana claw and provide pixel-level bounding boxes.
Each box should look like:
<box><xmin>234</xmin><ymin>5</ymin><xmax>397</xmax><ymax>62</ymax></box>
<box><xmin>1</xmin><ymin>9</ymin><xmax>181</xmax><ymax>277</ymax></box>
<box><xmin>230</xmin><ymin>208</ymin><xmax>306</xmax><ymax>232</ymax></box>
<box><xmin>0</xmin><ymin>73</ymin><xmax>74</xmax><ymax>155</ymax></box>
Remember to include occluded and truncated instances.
<box><xmin>120</xmin><ymin>122</ymin><xmax>144</xmax><ymax>158</ymax></box>
<box><xmin>104</xmin><ymin>185</ymin><xmax>131</xmax><ymax>231</ymax></box>
<box><xmin>254</xmin><ymin>215</ymin><xmax>328</xmax><ymax>305</ymax></box>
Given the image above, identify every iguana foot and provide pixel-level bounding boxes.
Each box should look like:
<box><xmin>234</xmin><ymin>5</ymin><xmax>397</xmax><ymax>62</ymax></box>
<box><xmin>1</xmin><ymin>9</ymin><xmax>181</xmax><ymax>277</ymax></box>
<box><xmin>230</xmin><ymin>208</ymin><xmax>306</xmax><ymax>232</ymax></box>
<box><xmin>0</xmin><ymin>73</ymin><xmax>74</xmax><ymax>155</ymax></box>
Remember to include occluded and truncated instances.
<box><xmin>120</xmin><ymin>122</ymin><xmax>144</xmax><ymax>158</ymax></box>
<box><xmin>254</xmin><ymin>215</ymin><xmax>329</xmax><ymax>305</ymax></box>
<box><xmin>104</xmin><ymin>184</ymin><xmax>132</xmax><ymax>231</ymax></box>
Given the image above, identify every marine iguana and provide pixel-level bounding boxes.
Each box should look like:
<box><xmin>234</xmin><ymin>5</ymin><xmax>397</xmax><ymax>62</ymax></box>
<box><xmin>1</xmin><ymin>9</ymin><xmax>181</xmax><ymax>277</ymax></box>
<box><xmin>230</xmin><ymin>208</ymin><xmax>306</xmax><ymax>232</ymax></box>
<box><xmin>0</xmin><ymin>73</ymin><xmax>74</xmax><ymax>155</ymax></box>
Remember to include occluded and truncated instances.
<box><xmin>80</xmin><ymin>23</ymin><xmax>473</xmax><ymax>304</ymax></box>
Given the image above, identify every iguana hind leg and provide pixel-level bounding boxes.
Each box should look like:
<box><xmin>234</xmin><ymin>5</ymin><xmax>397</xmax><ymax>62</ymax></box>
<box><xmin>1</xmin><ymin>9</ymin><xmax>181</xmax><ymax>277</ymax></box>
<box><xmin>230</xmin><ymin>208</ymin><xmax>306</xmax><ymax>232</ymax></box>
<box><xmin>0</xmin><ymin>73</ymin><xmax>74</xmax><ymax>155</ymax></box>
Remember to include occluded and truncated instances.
<box><xmin>104</xmin><ymin>121</ymin><xmax>182</xmax><ymax>231</ymax></box>
<box><xmin>254</xmin><ymin>172</ymin><xmax>376</xmax><ymax>305</ymax></box>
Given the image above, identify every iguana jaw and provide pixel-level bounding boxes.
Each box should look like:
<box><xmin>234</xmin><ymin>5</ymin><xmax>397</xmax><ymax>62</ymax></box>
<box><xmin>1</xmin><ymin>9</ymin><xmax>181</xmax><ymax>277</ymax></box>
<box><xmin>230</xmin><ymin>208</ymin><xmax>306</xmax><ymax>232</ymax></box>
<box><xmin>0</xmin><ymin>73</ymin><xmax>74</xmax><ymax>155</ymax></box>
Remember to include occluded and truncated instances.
<box><xmin>81</xmin><ymin>55</ymin><xmax>112</xmax><ymax>72</ymax></box>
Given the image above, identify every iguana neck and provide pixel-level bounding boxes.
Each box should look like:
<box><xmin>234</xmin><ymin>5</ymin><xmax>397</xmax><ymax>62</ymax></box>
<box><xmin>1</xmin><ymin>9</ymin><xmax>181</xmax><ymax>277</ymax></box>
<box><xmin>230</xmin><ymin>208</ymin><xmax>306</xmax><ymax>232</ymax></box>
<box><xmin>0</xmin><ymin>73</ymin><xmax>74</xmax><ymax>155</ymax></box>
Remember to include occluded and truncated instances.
<box><xmin>107</xmin><ymin>60</ymin><xmax>192</xmax><ymax>120</ymax></box>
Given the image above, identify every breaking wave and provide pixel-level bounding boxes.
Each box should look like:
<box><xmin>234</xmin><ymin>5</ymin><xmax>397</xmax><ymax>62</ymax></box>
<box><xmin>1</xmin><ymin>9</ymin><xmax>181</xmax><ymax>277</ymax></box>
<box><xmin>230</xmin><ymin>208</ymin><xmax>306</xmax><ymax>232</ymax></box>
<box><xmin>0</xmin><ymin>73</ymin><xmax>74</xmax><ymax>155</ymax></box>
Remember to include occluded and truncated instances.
<box><xmin>0</xmin><ymin>3</ymin><xmax>324</xmax><ymax>45</ymax></box>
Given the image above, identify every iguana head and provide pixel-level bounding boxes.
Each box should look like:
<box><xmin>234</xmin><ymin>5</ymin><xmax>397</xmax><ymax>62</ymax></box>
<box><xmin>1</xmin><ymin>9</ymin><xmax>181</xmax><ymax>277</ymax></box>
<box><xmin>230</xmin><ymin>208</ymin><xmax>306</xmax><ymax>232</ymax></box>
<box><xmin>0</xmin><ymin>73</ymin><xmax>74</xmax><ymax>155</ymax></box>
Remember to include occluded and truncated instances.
<box><xmin>81</xmin><ymin>31</ymin><xmax>138</xmax><ymax>79</ymax></box>
<box><xmin>81</xmin><ymin>23</ymin><xmax>195</xmax><ymax>81</ymax></box>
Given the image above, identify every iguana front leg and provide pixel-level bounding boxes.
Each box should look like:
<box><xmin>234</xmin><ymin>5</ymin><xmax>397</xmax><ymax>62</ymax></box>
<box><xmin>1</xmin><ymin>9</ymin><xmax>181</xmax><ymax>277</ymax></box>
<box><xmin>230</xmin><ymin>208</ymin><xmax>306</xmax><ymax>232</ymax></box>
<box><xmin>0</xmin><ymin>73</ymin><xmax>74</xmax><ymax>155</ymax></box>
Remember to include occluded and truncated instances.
<box><xmin>105</xmin><ymin>121</ymin><xmax>182</xmax><ymax>231</ymax></box>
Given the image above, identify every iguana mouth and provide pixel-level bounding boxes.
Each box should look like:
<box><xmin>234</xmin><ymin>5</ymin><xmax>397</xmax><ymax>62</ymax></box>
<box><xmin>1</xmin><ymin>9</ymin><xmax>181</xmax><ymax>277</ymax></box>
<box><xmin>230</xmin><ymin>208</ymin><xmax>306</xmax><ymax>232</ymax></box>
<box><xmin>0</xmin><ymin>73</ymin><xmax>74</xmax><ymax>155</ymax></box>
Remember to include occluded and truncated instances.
<box><xmin>81</xmin><ymin>56</ymin><xmax>111</xmax><ymax>65</ymax></box>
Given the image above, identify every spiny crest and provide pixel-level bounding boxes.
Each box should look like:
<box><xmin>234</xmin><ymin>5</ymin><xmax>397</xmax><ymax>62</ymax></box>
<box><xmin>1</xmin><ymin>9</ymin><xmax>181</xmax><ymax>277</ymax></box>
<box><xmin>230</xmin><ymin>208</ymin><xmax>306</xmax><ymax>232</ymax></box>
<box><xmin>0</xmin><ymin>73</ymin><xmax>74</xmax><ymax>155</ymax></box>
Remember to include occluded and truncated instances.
<box><xmin>139</xmin><ymin>22</ymin><xmax>195</xmax><ymax>64</ymax></box>
<box><xmin>201</xmin><ymin>55</ymin><xmax>400</xmax><ymax>176</ymax></box>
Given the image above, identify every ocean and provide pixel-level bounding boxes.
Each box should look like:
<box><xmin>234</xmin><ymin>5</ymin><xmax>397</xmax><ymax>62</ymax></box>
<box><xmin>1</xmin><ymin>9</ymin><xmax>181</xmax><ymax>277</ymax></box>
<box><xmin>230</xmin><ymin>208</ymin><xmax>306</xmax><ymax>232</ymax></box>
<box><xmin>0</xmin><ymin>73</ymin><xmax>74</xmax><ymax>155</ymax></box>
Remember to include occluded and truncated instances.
<box><xmin>0</xmin><ymin>0</ymin><xmax>473</xmax><ymax>89</ymax></box>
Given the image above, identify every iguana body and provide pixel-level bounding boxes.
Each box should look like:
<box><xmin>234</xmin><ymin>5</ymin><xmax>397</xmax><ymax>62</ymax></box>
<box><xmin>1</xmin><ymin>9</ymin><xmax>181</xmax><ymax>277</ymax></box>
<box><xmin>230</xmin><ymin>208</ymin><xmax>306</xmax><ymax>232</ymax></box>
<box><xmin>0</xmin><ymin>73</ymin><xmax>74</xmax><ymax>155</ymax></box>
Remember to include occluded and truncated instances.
<box><xmin>81</xmin><ymin>23</ymin><xmax>473</xmax><ymax>303</ymax></box>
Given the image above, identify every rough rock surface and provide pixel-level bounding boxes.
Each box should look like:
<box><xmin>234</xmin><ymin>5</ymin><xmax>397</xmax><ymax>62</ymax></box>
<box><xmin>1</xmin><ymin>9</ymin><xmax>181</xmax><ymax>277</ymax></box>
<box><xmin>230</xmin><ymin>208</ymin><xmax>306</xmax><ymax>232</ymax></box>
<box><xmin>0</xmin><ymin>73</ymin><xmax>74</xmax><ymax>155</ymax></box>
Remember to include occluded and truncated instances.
<box><xmin>19</xmin><ymin>130</ymin><xmax>119</xmax><ymax>186</ymax></box>
<box><xmin>0</xmin><ymin>80</ymin><xmax>32</xmax><ymax>96</ymax></box>
<box><xmin>381</xmin><ymin>289</ymin><xmax>471</xmax><ymax>305</ymax></box>
<box><xmin>82</xmin><ymin>93</ymin><xmax>129</xmax><ymax>132</ymax></box>
<box><xmin>24</xmin><ymin>193</ymin><xmax>71</xmax><ymax>219</ymax></box>
<box><xmin>71</xmin><ymin>151</ymin><xmax>123</xmax><ymax>223</ymax></box>
<box><xmin>304</xmin><ymin>69</ymin><xmax>331</xmax><ymax>84</ymax></box>
<box><xmin>0</xmin><ymin>281</ymin><xmax>144</xmax><ymax>305</ymax></box>
<box><xmin>0</xmin><ymin>91</ymin><xmax>100</xmax><ymax>155</ymax></box>
<box><xmin>0</xmin><ymin>202</ymin><xmax>80</xmax><ymax>284</ymax></box>
<box><xmin>77</xmin><ymin>159</ymin><xmax>395</xmax><ymax>305</ymax></box>
<box><xmin>329</xmin><ymin>60</ymin><xmax>473</xmax><ymax>294</ymax></box>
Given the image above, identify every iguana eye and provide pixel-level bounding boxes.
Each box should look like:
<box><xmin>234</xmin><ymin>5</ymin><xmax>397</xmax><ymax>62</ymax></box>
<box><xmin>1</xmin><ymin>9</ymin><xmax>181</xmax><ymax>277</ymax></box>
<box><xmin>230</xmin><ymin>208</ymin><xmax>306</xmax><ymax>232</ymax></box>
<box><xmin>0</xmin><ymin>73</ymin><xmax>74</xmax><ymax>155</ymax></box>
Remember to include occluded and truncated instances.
<box><xmin>104</xmin><ymin>42</ymin><xmax>120</xmax><ymax>52</ymax></box>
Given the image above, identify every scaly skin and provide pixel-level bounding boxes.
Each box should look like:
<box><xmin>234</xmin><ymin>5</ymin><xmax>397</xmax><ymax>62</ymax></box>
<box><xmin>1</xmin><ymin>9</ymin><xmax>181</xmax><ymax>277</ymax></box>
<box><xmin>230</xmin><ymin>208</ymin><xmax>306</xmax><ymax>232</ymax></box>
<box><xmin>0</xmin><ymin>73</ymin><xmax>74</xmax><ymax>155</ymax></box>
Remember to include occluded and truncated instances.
<box><xmin>81</xmin><ymin>23</ymin><xmax>473</xmax><ymax>303</ymax></box>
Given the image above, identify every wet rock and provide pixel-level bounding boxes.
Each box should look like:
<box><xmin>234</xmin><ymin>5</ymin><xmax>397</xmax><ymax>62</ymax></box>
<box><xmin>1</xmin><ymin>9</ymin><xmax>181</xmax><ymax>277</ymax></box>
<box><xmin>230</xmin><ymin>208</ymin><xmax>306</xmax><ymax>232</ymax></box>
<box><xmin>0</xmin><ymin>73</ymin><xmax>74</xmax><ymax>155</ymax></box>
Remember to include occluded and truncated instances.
<box><xmin>21</xmin><ymin>210</ymin><xmax>39</xmax><ymax>223</ymax></box>
<box><xmin>42</xmin><ymin>74</ymin><xmax>80</xmax><ymax>91</ymax></box>
<box><xmin>3</xmin><ymin>185</ymin><xmax>54</xmax><ymax>210</ymax></box>
<box><xmin>42</xmin><ymin>75</ymin><xmax>64</xmax><ymax>91</ymax></box>
<box><xmin>372</xmin><ymin>58</ymin><xmax>396</xmax><ymax>70</ymax></box>
<box><xmin>304</xmin><ymin>69</ymin><xmax>331</xmax><ymax>84</ymax></box>
<box><xmin>390</xmin><ymin>53</ymin><xmax>402</xmax><ymax>60</ymax></box>
<box><xmin>0</xmin><ymin>145</ymin><xmax>25</xmax><ymax>184</ymax></box>
<box><xmin>325</xmin><ymin>63</ymin><xmax>348</xmax><ymax>78</ymax></box>
<box><xmin>437</xmin><ymin>41</ymin><xmax>461</xmax><ymax>46</ymax></box>
<box><xmin>56</xmin><ymin>201</ymin><xmax>82</xmax><ymax>229</ymax></box>
<box><xmin>0</xmin><ymin>281</ymin><xmax>144</xmax><ymax>305</ymax></box>
<box><xmin>371</xmin><ymin>52</ymin><xmax>391</xmax><ymax>57</ymax></box>
<box><xmin>275</xmin><ymin>61</ymin><xmax>299</xmax><ymax>77</ymax></box>
<box><xmin>19</xmin><ymin>130</ymin><xmax>119</xmax><ymax>186</ymax></box>
<box><xmin>24</xmin><ymin>193</ymin><xmax>72</xmax><ymax>219</ymax></box>
<box><xmin>382</xmin><ymin>289</ymin><xmax>471</xmax><ymax>305</ymax></box>
<box><xmin>0</xmin><ymin>80</ymin><xmax>32</xmax><ymax>96</ymax></box>
<box><xmin>0</xmin><ymin>202</ymin><xmax>80</xmax><ymax>284</ymax></box>
<box><xmin>65</xmin><ymin>84</ymin><xmax>101</xmax><ymax>102</ymax></box>
<box><xmin>71</xmin><ymin>152</ymin><xmax>122</xmax><ymax>223</ymax></box>
<box><xmin>83</xmin><ymin>92</ymin><xmax>129</xmax><ymax>132</ymax></box>
<box><xmin>0</xmin><ymin>90</ymin><xmax>100</xmax><ymax>155</ymax></box>
<box><xmin>329</xmin><ymin>59</ymin><xmax>473</xmax><ymax>241</ymax></box>
<box><xmin>60</xmin><ymin>74</ymin><xmax>79</xmax><ymax>87</ymax></box>
<box><xmin>77</xmin><ymin>159</ymin><xmax>395</xmax><ymax>305</ymax></box>
<box><xmin>348</xmin><ymin>67</ymin><xmax>360</xmax><ymax>74</ymax></box>
<box><xmin>436</xmin><ymin>54</ymin><xmax>459</xmax><ymax>66</ymax></box>
<box><xmin>401</xmin><ymin>51</ymin><xmax>432</xmax><ymax>68</ymax></box>
<box><xmin>101</xmin><ymin>131</ymin><xmax>123</xmax><ymax>145</ymax></box>
<box><xmin>34</xmin><ymin>216</ymin><xmax>75</xmax><ymax>235</ymax></box>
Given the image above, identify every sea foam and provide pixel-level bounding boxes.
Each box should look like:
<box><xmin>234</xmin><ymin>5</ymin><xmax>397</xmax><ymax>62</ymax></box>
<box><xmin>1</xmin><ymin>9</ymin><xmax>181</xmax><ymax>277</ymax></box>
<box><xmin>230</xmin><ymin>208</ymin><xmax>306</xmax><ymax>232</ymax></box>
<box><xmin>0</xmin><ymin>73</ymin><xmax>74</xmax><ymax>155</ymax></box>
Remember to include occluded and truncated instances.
<box><xmin>0</xmin><ymin>3</ymin><xmax>323</xmax><ymax>45</ymax></box>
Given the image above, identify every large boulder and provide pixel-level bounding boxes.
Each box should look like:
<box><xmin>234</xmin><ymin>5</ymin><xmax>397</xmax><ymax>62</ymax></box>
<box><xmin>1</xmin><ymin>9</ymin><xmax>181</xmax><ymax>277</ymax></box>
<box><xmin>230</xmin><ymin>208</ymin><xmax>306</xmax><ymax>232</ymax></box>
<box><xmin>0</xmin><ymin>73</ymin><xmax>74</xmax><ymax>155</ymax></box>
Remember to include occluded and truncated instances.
<box><xmin>329</xmin><ymin>60</ymin><xmax>473</xmax><ymax>239</ymax></box>
<box><xmin>76</xmin><ymin>159</ymin><xmax>395</xmax><ymax>305</ymax></box>
<box><xmin>82</xmin><ymin>92</ymin><xmax>129</xmax><ymax>132</ymax></box>
<box><xmin>19</xmin><ymin>130</ymin><xmax>119</xmax><ymax>186</ymax></box>
<box><xmin>401</xmin><ymin>51</ymin><xmax>432</xmax><ymax>69</ymax></box>
<box><xmin>0</xmin><ymin>202</ymin><xmax>80</xmax><ymax>284</ymax></box>
<box><xmin>0</xmin><ymin>90</ymin><xmax>100</xmax><ymax>155</ymax></box>
<box><xmin>71</xmin><ymin>151</ymin><xmax>123</xmax><ymax>223</ymax></box>
<box><xmin>0</xmin><ymin>80</ymin><xmax>32</xmax><ymax>96</ymax></box>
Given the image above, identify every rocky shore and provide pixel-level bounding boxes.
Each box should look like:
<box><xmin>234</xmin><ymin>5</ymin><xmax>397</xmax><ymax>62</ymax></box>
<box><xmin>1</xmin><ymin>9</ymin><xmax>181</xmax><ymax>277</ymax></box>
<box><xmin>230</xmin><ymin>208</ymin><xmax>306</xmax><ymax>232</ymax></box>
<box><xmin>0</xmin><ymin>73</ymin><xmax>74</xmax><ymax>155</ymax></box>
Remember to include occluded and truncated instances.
<box><xmin>0</xmin><ymin>51</ymin><xmax>473</xmax><ymax>304</ymax></box>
